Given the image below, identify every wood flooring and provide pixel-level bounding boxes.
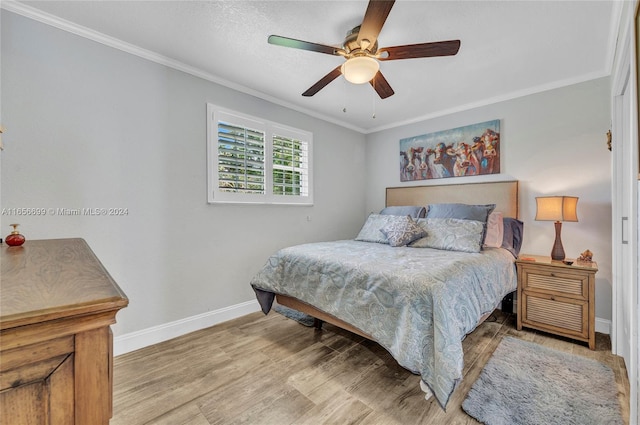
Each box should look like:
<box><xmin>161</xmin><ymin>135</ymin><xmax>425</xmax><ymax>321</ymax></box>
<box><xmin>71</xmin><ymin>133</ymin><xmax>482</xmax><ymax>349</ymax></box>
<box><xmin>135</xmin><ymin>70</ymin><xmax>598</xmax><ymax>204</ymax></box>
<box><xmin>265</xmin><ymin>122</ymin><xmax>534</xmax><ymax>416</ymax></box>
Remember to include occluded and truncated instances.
<box><xmin>112</xmin><ymin>310</ymin><xmax>630</xmax><ymax>425</ymax></box>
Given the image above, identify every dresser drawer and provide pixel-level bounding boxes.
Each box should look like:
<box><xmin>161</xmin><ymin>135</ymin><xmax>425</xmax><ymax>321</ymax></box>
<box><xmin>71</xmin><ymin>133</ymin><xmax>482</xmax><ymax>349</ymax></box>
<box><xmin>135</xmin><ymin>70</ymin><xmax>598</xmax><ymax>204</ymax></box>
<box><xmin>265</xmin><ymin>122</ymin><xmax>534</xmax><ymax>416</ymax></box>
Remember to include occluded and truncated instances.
<box><xmin>519</xmin><ymin>264</ymin><xmax>588</xmax><ymax>299</ymax></box>
<box><xmin>521</xmin><ymin>293</ymin><xmax>588</xmax><ymax>339</ymax></box>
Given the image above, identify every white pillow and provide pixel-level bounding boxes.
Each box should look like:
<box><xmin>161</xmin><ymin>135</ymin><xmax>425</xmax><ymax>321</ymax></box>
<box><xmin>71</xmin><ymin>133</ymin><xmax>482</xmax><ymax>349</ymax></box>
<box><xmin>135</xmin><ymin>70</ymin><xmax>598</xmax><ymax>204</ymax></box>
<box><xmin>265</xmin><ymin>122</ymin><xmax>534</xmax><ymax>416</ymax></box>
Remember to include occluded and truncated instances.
<box><xmin>483</xmin><ymin>211</ymin><xmax>504</xmax><ymax>248</ymax></box>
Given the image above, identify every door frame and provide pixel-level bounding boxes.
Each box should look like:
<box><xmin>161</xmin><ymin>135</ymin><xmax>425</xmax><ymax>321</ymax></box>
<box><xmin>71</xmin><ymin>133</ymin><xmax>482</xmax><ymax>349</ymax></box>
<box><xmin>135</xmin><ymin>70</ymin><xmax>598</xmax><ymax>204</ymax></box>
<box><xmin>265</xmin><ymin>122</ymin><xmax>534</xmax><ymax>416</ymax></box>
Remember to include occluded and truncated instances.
<box><xmin>611</xmin><ymin>3</ymin><xmax>639</xmax><ymax>423</ymax></box>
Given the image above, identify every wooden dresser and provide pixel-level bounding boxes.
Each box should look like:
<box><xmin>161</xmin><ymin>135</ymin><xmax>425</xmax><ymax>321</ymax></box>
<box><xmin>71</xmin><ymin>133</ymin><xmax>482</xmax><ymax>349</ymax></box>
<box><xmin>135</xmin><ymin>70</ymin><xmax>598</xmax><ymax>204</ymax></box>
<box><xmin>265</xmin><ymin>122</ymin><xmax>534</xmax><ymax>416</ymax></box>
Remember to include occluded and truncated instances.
<box><xmin>516</xmin><ymin>254</ymin><xmax>597</xmax><ymax>350</ymax></box>
<box><xmin>0</xmin><ymin>238</ymin><xmax>128</xmax><ymax>424</ymax></box>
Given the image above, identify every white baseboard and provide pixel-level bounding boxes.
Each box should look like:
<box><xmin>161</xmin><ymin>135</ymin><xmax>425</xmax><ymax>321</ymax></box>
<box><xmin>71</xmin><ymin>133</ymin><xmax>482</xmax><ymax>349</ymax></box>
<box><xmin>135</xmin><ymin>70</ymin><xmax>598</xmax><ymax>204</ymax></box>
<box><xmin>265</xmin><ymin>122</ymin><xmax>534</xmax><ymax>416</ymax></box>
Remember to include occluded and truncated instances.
<box><xmin>595</xmin><ymin>317</ymin><xmax>612</xmax><ymax>335</ymax></box>
<box><xmin>113</xmin><ymin>300</ymin><xmax>262</xmax><ymax>356</ymax></box>
<box><xmin>113</xmin><ymin>299</ymin><xmax>612</xmax><ymax>357</ymax></box>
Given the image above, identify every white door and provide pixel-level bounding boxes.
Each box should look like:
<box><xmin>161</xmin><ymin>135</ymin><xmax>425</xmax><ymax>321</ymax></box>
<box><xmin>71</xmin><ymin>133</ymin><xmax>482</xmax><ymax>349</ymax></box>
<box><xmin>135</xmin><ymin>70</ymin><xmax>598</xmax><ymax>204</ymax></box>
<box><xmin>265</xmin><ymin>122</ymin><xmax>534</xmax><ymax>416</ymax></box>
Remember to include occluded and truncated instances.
<box><xmin>612</xmin><ymin>67</ymin><xmax>631</xmax><ymax>356</ymax></box>
<box><xmin>611</xmin><ymin>23</ymin><xmax>639</xmax><ymax>423</ymax></box>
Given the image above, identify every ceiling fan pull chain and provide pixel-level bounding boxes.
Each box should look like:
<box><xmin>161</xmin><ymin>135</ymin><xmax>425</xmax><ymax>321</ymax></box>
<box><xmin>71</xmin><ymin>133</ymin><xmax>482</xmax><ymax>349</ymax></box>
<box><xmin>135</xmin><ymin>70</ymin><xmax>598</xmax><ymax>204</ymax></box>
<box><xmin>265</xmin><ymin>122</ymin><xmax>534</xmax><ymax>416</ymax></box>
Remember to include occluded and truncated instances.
<box><xmin>343</xmin><ymin>78</ymin><xmax>347</xmax><ymax>113</ymax></box>
<box><xmin>372</xmin><ymin>83</ymin><xmax>376</xmax><ymax>119</ymax></box>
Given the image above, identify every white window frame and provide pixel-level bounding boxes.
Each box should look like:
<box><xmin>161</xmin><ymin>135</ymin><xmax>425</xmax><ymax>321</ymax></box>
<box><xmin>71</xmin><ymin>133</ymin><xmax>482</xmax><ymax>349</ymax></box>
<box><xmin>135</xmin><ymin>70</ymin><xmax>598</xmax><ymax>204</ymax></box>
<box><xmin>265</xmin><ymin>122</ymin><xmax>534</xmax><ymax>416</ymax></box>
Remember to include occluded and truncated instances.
<box><xmin>207</xmin><ymin>103</ymin><xmax>313</xmax><ymax>205</ymax></box>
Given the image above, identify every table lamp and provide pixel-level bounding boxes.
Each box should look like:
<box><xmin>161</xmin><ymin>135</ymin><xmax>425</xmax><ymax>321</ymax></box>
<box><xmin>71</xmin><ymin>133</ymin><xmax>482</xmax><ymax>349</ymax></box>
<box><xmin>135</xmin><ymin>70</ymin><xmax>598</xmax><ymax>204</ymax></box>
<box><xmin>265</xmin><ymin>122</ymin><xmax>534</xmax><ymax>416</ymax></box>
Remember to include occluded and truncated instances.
<box><xmin>535</xmin><ymin>196</ymin><xmax>579</xmax><ymax>261</ymax></box>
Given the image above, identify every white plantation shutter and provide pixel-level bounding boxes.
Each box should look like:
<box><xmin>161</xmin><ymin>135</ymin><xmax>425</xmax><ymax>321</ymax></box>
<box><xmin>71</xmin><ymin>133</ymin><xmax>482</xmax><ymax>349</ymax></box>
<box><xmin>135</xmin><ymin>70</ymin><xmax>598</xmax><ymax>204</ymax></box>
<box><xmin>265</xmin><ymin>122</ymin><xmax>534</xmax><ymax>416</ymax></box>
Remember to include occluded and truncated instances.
<box><xmin>272</xmin><ymin>133</ymin><xmax>309</xmax><ymax>197</ymax></box>
<box><xmin>207</xmin><ymin>104</ymin><xmax>313</xmax><ymax>204</ymax></box>
<box><xmin>217</xmin><ymin>122</ymin><xmax>265</xmax><ymax>194</ymax></box>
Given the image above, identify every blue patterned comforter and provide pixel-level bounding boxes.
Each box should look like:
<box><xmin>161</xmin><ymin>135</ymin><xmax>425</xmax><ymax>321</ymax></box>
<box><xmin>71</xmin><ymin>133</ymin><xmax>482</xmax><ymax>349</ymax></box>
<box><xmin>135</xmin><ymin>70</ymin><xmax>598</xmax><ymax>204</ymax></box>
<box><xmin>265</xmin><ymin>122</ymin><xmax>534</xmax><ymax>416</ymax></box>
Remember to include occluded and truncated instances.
<box><xmin>250</xmin><ymin>240</ymin><xmax>517</xmax><ymax>408</ymax></box>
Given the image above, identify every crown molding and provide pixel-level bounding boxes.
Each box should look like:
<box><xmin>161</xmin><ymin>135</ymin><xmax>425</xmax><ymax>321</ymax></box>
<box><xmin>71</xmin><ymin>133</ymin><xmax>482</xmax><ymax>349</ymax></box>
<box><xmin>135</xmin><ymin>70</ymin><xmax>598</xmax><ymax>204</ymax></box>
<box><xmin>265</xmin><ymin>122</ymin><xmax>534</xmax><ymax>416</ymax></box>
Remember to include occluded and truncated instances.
<box><xmin>0</xmin><ymin>1</ymin><xmax>367</xmax><ymax>134</ymax></box>
<box><xmin>365</xmin><ymin>69</ymin><xmax>610</xmax><ymax>134</ymax></box>
<box><xmin>1</xmin><ymin>1</ymin><xmax>619</xmax><ymax>136</ymax></box>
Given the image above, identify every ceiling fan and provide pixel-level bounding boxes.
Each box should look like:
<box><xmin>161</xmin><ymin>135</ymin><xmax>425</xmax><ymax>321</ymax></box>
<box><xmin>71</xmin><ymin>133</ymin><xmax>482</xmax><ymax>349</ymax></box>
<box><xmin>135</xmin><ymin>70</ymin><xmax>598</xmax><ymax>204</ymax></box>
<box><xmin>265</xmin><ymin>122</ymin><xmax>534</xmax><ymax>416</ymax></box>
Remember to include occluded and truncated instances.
<box><xmin>268</xmin><ymin>0</ymin><xmax>461</xmax><ymax>99</ymax></box>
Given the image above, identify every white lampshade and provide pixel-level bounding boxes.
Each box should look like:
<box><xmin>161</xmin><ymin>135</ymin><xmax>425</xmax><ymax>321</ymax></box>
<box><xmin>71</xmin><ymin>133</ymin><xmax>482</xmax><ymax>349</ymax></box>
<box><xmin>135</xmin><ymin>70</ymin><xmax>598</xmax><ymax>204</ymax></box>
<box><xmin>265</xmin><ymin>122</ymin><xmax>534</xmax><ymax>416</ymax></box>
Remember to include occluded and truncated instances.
<box><xmin>535</xmin><ymin>196</ymin><xmax>579</xmax><ymax>222</ymax></box>
<box><xmin>341</xmin><ymin>56</ymin><xmax>379</xmax><ymax>84</ymax></box>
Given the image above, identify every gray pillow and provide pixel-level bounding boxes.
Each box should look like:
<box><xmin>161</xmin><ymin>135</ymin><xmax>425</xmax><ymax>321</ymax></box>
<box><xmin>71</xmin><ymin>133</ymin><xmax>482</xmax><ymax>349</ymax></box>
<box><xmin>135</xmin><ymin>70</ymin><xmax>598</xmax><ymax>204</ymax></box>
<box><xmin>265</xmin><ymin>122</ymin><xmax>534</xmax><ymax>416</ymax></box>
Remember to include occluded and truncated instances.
<box><xmin>355</xmin><ymin>214</ymin><xmax>404</xmax><ymax>244</ymax></box>
<box><xmin>379</xmin><ymin>206</ymin><xmax>426</xmax><ymax>218</ymax></box>
<box><xmin>409</xmin><ymin>217</ymin><xmax>485</xmax><ymax>253</ymax></box>
<box><xmin>502</xmin><ymin>218</ymin><xmax>524</xmax><ymax>258</ymax></box>
<box><xmin>427</xmin><ymin>203</ymin><xmax>496</xmax><ymax>245</ymax></box>
<box><xmin>426</xmin><ymin>203</ymin><xmax>496</xmax><ymax>222</ymax></box>
<box><xmin>380</xmin><ymin>216</ymin><xmax>427</xmax><ymax>247</ymax></box>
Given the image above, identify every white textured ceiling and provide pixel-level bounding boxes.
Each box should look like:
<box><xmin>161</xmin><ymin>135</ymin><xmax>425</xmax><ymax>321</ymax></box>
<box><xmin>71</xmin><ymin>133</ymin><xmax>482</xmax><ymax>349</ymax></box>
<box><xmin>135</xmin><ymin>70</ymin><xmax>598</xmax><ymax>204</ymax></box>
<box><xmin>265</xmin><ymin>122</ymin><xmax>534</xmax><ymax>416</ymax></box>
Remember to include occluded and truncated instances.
<box><xmin>8</xmin><ymin>1</ymin><xmax>621</xmax><ymax>133</ymax></box>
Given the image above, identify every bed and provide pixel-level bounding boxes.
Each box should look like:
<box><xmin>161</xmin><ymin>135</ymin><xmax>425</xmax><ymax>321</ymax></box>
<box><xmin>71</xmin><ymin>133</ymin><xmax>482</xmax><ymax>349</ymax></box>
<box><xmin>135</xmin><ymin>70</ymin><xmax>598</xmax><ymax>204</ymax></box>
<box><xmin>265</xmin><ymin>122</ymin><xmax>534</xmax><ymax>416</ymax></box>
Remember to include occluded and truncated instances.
<box><xmin>250</xmin><ymin>181</ymin><xmax>522</xmax><ymax>409</ymax></box>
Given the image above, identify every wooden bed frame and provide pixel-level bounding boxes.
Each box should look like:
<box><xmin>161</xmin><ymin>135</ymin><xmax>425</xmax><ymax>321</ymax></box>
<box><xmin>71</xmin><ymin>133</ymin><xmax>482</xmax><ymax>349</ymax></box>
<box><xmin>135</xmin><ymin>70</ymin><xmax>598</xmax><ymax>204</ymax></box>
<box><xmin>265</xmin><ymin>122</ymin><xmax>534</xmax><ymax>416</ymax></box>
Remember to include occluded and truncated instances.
<box><xmin>276</xmin><ymin>180</ymin><xmax>519</xmax><ymax>340</ymax></box>
<box><xmin>276</xmin><ymin>295</ymin><xmax>374</xmax><ymax>338</ymax></box>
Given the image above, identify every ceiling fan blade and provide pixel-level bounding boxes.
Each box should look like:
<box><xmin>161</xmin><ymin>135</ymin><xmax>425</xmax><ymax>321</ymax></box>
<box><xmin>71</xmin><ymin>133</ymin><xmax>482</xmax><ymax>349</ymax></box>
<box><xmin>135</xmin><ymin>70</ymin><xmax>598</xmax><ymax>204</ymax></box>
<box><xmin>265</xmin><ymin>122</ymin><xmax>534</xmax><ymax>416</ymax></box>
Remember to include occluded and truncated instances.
<box><xmin>302</xmin><ymin>66</ymin><xmax>343</xmax><ymax>97</ymax></box>
<box><xmin>370</xmin><ymin>71</ymin><xmax>394</xmax><ymax>99</ymax></box>
<box><xmin>357</xmin><ymin>0</ymin><xmax>395</xmax><ymax>48</ymax></box>
<box><xmin>378</xmin><ymin>40</ymin><xmax>461</xmax><ymax>61</ymax></box>
<box><xmin>268</xmin><ymin>35</ymin><xmax>339</xmax><ymax>55</ymax></box>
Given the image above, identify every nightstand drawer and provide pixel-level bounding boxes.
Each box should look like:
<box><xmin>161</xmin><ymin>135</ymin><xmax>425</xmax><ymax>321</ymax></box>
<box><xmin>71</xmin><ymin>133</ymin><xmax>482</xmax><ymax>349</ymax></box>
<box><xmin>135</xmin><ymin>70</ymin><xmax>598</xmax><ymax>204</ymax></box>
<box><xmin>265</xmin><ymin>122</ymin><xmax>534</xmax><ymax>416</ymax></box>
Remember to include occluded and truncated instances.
<box><xmin>519</xmin><ymin>265</ymin><xmax>588</xmax><ymax>299</ymax></box>
<box><xmin>523</xmin><ymin>294</ymin><xmax>587</xmax><ymax>337</ymax></box>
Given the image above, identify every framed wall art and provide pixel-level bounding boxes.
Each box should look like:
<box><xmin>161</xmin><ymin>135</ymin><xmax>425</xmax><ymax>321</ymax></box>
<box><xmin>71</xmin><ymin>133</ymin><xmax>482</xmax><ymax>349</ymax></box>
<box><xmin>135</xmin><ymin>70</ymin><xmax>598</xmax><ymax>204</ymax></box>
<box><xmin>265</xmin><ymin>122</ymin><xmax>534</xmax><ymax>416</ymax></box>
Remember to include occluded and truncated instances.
<box><xmin>399</xmin><ymin>119</ymin><xmax>501</xmax><ymax>182</ymax></box>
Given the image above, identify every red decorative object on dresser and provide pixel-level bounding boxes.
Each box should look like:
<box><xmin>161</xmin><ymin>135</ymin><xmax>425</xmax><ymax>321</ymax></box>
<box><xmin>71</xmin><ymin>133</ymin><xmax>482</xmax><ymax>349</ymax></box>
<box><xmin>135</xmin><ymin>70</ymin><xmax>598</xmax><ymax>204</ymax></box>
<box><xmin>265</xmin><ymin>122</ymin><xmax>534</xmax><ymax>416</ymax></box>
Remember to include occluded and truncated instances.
<box><xmin>4</xmin><ymin>223</ymin><xmax>25</xmax><ymax>247</ymax></box>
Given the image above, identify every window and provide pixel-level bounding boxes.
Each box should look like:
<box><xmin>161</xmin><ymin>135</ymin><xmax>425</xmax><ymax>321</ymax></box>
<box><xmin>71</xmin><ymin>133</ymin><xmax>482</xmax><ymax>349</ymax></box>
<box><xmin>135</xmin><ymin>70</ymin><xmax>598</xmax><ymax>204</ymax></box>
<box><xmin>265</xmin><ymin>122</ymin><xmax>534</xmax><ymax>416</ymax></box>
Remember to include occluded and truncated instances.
<box><xmin>207</xmin><ymin>104</ymin><xmax>313</xmax><ymax>204</ymax></box>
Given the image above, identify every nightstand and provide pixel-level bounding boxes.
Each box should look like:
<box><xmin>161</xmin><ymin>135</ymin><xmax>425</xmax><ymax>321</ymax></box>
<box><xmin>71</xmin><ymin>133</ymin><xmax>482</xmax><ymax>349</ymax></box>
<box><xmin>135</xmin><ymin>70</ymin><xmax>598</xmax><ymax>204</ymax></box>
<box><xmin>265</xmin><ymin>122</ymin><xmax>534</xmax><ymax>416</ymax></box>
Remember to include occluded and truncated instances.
<box><xmin>516</xmin><ymin>254</ymin><xmax>598</xmax><ymax>350</ymax></box>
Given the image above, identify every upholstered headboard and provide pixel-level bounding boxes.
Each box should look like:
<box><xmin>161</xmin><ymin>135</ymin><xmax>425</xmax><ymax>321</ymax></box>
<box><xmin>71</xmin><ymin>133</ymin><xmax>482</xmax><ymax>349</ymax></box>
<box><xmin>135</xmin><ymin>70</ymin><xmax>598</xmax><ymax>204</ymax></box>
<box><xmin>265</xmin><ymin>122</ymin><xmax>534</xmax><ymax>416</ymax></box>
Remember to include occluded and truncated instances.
<box><xmin>386</xmin><ymin>181</ymin><xmax>519</xmax><ymax>218</ymax></box>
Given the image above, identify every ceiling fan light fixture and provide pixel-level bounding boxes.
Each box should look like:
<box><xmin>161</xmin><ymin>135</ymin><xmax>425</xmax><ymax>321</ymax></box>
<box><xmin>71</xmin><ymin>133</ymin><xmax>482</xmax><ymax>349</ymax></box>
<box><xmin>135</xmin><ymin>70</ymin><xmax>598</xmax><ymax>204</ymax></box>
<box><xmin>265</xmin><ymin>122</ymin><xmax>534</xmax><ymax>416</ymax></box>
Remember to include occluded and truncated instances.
<box><xmin>341</xmin><ymin>56</ymin><xmax>379</xmax><ymax>84</ymax></box>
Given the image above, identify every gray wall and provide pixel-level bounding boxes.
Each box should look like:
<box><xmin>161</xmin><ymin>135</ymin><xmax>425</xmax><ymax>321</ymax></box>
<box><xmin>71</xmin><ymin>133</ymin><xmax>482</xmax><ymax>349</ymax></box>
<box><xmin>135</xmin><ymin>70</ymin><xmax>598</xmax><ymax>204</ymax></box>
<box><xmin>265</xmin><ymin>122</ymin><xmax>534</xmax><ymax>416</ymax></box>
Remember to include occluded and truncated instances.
<box><xmin>1</xmin><ymin>10</ymin><xmax>615</xmax><ymax>337</ymax></box>
<box><xmin>365</xmin><ymin>78</ymin><xmax>613</xmax><ymax>323</ymax></box>
<box><xmin>0</xmin><ymin>12</ymin><xmax>366</xmax><ymax>336</ymax></box>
